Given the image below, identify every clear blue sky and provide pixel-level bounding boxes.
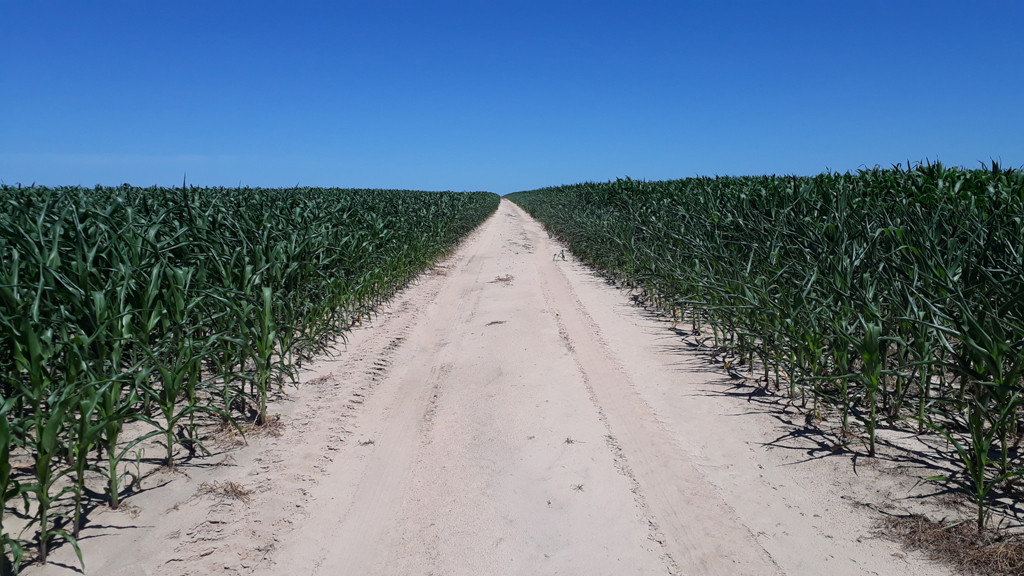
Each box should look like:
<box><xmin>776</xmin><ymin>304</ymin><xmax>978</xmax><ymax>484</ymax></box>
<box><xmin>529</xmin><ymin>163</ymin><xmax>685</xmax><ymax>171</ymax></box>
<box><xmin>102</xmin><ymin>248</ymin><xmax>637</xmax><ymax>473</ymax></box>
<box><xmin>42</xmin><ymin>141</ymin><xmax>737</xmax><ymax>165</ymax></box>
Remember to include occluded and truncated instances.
<box><xmin>2</xmin><ymin>1</ymin><xmax>1021</xmax><ymax>194</ymax></box>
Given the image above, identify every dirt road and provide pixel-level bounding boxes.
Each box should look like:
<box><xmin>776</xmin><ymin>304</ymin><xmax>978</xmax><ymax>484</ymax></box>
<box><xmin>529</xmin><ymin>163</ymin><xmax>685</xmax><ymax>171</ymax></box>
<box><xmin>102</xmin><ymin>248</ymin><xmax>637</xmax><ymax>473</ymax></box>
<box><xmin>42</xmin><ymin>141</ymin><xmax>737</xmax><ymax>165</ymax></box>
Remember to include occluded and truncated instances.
<box><xmin>35</xmin><ymin>199</ymin><xmax>950</xmax><ymax>575</ymax></box>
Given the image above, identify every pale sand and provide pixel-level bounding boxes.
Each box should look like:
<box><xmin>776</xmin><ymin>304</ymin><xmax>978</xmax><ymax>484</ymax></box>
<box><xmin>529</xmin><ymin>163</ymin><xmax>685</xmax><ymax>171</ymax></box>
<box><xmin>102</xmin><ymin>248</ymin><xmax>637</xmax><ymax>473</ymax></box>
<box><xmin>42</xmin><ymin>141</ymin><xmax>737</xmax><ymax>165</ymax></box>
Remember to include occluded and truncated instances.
<box><xmin>29</xmin><ymin>199</ymin><xmax>952</xmax><ymax>575</ymax></box>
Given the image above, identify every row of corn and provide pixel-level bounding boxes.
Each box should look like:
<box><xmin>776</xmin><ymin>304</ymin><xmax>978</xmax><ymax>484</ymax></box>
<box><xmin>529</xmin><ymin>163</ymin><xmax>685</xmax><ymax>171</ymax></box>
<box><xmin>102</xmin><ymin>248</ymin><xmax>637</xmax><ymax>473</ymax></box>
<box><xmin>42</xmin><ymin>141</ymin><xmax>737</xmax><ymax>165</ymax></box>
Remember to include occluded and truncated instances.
<box><xmin>507</xmin><ymin>162</ymin><xmax>1024</xmax><ymax>533</ymax></box>
<box><xmin>0</xmin><ymin>184</ymin><xmax>499</xmax><ymax>571</ymax></box>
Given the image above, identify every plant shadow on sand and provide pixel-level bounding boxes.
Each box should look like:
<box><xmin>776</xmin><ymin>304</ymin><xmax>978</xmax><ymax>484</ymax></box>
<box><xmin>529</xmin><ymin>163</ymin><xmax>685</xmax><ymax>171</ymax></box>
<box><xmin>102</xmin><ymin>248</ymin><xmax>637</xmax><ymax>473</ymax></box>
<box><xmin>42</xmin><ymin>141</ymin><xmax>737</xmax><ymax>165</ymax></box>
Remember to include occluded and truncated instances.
<box><xmin>643</xmin><ymin>310</ymin><xmax>1024</xmax><ymax>576</ymax></box>
<box><xmin>5</xmin><ymin>409</ymin><xmax>256</xmax><ymax>574</ymax></box>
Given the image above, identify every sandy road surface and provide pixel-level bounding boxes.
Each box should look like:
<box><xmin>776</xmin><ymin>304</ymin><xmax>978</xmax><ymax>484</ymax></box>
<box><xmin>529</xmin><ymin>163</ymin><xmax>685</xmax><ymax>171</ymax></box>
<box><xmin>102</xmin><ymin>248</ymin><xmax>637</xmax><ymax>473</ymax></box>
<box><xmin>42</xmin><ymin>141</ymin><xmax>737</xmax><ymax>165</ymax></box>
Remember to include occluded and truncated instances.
<box><xmin>33</xmin><ymin>199</ymin><xmax>951</xmax><ymax>576</ymax></box>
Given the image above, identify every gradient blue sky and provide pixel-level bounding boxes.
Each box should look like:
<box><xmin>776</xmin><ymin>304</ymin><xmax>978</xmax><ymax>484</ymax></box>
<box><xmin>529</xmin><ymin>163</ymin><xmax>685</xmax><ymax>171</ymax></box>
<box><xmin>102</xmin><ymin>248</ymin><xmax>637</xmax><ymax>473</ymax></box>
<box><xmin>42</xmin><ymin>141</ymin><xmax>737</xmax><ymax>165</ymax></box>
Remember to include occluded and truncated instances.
<box><xmin>2</xmin><ymin>1</ymin><xmax>1021</xmax><ymax>194</ymax></box>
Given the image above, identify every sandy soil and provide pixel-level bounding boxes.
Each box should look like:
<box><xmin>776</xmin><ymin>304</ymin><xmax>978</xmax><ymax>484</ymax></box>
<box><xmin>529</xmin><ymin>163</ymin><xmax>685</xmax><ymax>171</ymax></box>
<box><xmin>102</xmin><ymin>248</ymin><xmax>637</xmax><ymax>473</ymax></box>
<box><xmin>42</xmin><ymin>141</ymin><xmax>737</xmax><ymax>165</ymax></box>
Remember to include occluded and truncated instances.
<box><xmin>28</xmin><ymin>199</ymin><xmax>955</xmax><ymax>575</ymax></box>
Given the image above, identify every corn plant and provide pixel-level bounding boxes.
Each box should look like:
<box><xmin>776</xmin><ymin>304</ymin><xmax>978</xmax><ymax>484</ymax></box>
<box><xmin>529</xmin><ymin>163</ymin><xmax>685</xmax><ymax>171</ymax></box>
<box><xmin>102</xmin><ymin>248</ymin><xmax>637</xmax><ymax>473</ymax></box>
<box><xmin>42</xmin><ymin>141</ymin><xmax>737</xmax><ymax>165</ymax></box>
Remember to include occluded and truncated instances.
<box><xmin>0</xmin><ymin>184</ymin><xmax>498</xmax><ymax>569</ymax></box>
<box><xmin>0</xmin><ymin>402</ymin><xmax>26</xmax><ymax>574</ymax></box>
<box><xmin>508</xmin><ymin>162</ymin><xmax>1024</xmax><ymax>531</ymax></box>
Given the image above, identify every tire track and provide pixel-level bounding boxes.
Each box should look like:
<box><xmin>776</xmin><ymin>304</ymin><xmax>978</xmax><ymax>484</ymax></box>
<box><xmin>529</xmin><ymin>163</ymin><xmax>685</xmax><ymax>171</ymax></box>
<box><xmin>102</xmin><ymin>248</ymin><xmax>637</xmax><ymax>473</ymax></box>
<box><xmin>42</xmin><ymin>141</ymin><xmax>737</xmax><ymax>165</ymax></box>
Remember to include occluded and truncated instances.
<box><xmin>260</xmin><ymin>210</ymin><xmax>501</xmax><ymax>576</ymax></box>
<box><xmin>521</xmin><ymin>201</ymin><xmax>783</xmax><ymax>576</ymax></box>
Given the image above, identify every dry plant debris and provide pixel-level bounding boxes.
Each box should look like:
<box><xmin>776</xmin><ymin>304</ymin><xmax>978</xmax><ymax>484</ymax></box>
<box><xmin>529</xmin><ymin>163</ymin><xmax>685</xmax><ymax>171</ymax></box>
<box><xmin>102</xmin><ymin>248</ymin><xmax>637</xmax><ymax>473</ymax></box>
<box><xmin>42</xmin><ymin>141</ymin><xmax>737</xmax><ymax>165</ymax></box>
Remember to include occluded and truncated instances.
<box><xmin>197</xmin><ymin>481</ymin><xmax>253</xmax><ymax>503</ymax></box>
<box><xmin>882</xmin><ymin>514</ymin><xmax>1024</xmax><ymax>576</ymax></box>
<box><xmin>243</xmin><ymin>415</ymin><xmax>285</xmax><ymax>438</ymax></box>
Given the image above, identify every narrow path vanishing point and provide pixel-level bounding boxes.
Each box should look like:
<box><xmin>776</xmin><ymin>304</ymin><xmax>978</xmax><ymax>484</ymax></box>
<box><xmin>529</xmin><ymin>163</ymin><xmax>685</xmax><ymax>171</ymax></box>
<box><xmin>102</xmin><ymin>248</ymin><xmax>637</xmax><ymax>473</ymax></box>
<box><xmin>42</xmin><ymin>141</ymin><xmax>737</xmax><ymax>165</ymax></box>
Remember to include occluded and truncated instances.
<box><xmin>37</xmin><ymin>199</ymin><xmax>952</xmax><ymax>576</ymax></box>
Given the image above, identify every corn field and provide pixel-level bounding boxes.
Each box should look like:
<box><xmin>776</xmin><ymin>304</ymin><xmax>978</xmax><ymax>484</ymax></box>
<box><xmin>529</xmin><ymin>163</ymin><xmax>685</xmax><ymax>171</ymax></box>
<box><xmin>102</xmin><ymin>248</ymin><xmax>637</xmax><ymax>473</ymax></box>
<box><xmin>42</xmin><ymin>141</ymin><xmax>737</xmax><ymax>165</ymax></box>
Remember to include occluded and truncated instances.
<box><xmin>508</xmin><ymin>162</ymin><xmax>1024</xmax><ymax>533</ymax></box>
<box><xmin>0</xmin><ymin>184</ymin><xmax>499</xmax><ymax>571</ymax></box>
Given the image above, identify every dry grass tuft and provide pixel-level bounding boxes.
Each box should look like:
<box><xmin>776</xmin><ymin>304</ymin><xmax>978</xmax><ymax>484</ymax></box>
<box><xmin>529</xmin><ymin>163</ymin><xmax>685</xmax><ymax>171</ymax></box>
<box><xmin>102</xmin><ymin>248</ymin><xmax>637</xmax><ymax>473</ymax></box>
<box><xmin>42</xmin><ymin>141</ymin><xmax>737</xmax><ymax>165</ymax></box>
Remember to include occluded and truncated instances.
<box><xmin>243</xmin><ymin>415</ymin><xmax>284</xmax><ymax>438</ymax></box>
<box><xmin>117</xmin><ymin>502</ymin><xmax>142</xmax><ymax>518</ymax></box>
<box><xmin>307</xmin><ymin>372</ymin><xmax>334</xmax><ymax>386</ymax></box>
<box><xmin>882</xmin><ymin>514</ymin><xmax>1024</xmax><ymax>576</ymax></box>
<box><xmin>198</xmin><ymin>481</ymin><xmax>253</xmax><ymax>503</ymax></box>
